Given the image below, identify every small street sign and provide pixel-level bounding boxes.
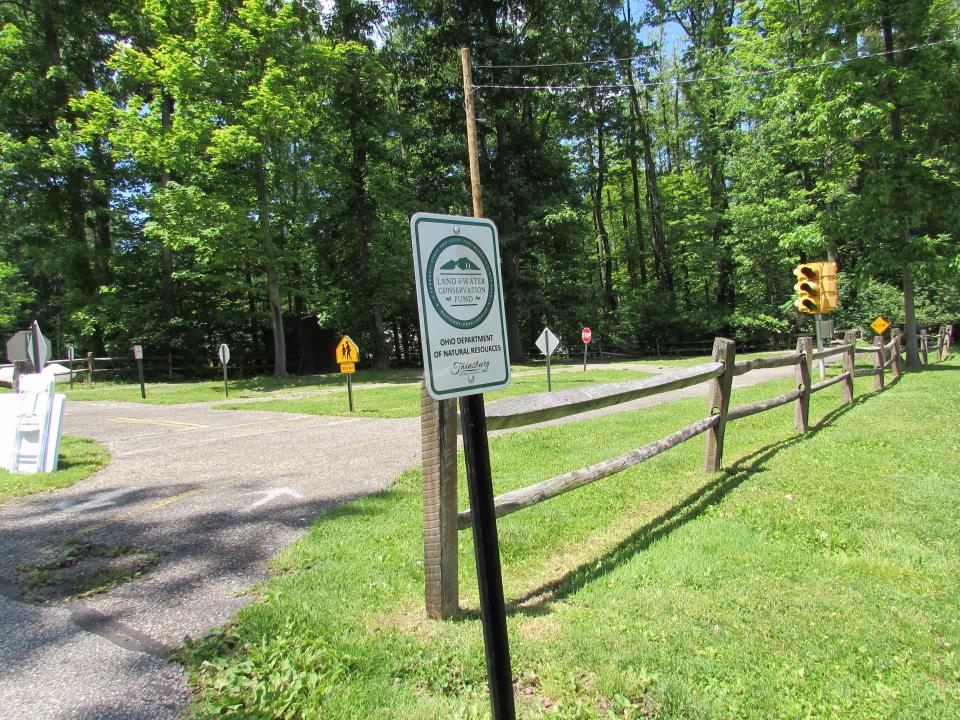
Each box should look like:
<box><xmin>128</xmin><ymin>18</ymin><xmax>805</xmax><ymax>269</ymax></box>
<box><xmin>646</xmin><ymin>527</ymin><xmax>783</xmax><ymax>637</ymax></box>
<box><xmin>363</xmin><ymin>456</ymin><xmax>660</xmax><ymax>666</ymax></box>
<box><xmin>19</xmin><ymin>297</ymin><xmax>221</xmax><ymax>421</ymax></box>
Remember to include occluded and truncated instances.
<box><xmin>28</xmin><ymin>321</ymin><xmax>49</xmax><ymax>370</ymax></box>
<box><xmin>67</xmin><ymin>346</ymin><xmax>75</xmax><ymax>362</ymax></box>
<box><xmin>411</xmin><ymin>212</ymin><xmax>510</xmax><ymax>399</ymax></box>
<box><xmin>131</xmin><ymin>345</ymin><xmax>146</xmax><ymax>398</ymax></box>
<box><xmin>218</xmin><ymin>344</ymin><xmax>231</xmax><ymax>397</ymax></box>
<box><xmin>581</xmin><ymin>327</ymin><xmax>592</xmax><ymax>344</ymax></box>
<box><xmin>536</xmin><ymin>327</ymin><xmax>560</xmax><ymax>392</ymax></box>
<box><xmin>335</xmin><ymin>336</ymin><xmax>359</xmax><ymax>411</ymax></box>
<box><xmin>5</xmin><ymin>331</ymin><xmax>31</xmax><ymax>363</ymax></box>
<box><xmin>871</xmin><ymin>316</ymin><xmax>890</xmax><ymax>336</ymax></box>
<box><xmin>535</xmin><ymin>328</ymin><xmax>560</xmax><ymax>356</ymax></box>
<box><xmin>336</xmin><ymin>335</ymin><xmax>359</xmax><ymax>364</ymax></box>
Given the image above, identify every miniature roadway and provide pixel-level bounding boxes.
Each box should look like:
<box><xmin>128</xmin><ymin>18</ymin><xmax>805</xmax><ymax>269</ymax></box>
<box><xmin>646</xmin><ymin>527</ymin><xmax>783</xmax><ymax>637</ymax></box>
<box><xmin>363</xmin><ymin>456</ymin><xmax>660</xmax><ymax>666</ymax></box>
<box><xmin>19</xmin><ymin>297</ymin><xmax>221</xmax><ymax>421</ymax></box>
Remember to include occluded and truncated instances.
<box><xmin>0</xmin><ymin>362</ymin><xmax>796</xmax><ymax>719</ymax></box>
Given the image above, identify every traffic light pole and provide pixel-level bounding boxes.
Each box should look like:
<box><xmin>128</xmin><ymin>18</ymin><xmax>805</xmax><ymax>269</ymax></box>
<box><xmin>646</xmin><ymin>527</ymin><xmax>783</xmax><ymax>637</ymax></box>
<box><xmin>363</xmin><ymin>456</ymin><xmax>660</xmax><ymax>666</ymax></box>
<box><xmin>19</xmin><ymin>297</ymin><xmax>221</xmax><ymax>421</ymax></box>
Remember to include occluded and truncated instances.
<box><xmin>815</xmin><ymin>314</ymin><xmax>826</xmax><ymax>380</ymax></box>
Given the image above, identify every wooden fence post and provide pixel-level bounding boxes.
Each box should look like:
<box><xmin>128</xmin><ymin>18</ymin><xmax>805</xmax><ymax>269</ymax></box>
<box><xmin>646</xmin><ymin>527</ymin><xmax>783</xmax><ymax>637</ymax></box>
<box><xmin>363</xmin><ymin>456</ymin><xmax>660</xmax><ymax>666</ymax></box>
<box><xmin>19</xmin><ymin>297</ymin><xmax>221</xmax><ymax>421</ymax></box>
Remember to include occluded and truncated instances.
<box><xmin>936</xmin><ymin>326</ymin><xmax>945</xmax><ymax>362</ymax></box>
<box><xmin>945</xmin><ymin>325</ymin><xmax>953</xmax><ymax>358</ymax></box>
<box><xmin>703</xmin><ymin>337</ymin><xmax>736</xmax><ymax>473</ymax></box>
<box><xmin>841</xmin><ymin>330</ymin><xmax>856</xmax><ymax>404</ymax></box>
<box><xmin>86</xmin><ymin>352</ymin><xmax>94</xmax><ymax>386</ymax></box>
<box><xmin>794</xmin><ymin>336</ymin><xmax>812</xmax><ymax>432</ymax></box>
<box><xmin>891</xmin><ymin>335</ymin><xmax>902</xmax><ymax>380</ymax></box>
<box><xmin>421</xmin><ymin>384</ymin><xmax>459</xmax><ymax>619</ymax></box>
<box><xmin>920</xmin><ymin>329</ymin><xmax>929</xmax><ymax>367</ymax></box>
<box><xmin>873</xmin><ymin>336</ymin><xmax>885</xmax><ymax>391</ymax></box>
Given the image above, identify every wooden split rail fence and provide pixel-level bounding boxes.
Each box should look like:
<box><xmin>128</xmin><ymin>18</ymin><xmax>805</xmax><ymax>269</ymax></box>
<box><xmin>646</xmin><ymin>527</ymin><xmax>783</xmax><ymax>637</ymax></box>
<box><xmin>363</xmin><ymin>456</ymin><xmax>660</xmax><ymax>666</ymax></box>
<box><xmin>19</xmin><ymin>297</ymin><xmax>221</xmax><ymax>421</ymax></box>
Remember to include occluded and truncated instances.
<box><xmin>421</xmin><ymin>324</ymin><xmax>954</xmax><ymax>619</ymax></box>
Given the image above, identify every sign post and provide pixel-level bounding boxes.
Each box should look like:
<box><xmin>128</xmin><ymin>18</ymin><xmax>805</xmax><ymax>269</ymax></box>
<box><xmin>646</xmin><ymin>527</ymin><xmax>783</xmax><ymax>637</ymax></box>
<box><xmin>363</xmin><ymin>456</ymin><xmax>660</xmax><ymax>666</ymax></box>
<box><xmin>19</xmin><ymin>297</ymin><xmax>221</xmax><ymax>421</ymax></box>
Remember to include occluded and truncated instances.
<box><xmin>336</xmin><ymin>335</ymin><xmax>359</xmax><ymax>412</ymax></box>
<box><xmin>132</xmin><ymin>345</ymin><xmax>145</xmax><ymax>399</ymax></box>
<box><xmin>535</xmin><ymin>327</ymin><xmax>560</xmax><ymax>392</ymax></box>
<box><xmin>581</xmin><ymin>327</ymin><xmax>592</xmax><ymax>371</ymax></box>
<box><xmin>67</xmin><ymin>345</ymin><xmax>75</xmax><ymax>388</ymax></box>
<box><xmin>412</xmin><ymin>209</ymin><xmax>514</xmax><ymax>719</ymax></box>
<box><xmin>218</xmin><ymin>344</ymin><xmax>231</xmax><ymax>397</ymax></box>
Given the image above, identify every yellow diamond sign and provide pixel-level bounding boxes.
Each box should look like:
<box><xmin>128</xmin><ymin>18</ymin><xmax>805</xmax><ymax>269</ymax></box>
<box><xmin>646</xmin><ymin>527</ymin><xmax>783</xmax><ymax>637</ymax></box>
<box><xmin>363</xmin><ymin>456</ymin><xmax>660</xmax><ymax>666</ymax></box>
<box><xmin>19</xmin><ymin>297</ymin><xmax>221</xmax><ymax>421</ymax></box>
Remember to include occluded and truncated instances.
<box><xmin>335</xmin><ymin>335</ymin><xmax>359</xmax><ymax>364</ymax></box>
<box><xmin>871</xmin><ymin>316</ymin><xmax>890</xmax><ymax>335</ymax></box>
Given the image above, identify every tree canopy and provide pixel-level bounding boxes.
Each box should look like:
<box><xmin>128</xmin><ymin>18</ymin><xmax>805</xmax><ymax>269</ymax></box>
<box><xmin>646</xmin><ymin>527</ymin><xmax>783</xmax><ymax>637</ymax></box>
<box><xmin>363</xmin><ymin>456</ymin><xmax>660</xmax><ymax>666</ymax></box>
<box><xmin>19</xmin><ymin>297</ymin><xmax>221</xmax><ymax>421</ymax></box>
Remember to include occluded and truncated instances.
<box><xmin>2</xmin><ymin>0</ymin><xmax>957</xmax><ymax>373</ymax></box>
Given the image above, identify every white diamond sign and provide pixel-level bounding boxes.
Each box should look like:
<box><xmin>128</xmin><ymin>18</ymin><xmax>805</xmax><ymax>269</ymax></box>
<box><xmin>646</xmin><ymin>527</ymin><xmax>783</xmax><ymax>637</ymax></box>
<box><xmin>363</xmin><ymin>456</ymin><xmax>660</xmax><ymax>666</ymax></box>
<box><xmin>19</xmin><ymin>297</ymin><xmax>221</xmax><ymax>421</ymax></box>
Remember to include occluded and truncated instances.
<box><xmin>411</xmin><ymin>212</ymin><xmax>511</xmax><ymax>400</ymax></box>
<box><xmin>535</xmin><ymin>328</ymin><xmax>560</xmax><ymax>357</ymax></box>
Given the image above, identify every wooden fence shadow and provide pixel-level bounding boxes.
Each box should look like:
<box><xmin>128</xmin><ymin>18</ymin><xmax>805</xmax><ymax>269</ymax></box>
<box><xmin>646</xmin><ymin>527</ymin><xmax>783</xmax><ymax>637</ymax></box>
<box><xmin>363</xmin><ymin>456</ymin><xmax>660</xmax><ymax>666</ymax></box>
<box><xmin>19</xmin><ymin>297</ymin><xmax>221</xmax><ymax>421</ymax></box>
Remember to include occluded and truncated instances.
<box><xmin>500</xmin><ymin>397</ymin><xmax>868</xmax><ymax>619</ymax></box>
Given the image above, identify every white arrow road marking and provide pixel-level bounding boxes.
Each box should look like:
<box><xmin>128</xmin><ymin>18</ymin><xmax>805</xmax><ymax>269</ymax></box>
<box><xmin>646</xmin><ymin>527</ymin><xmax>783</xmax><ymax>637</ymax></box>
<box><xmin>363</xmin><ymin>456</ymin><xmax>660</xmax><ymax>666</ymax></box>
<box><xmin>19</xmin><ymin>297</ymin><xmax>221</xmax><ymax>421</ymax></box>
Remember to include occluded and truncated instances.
<box><xmin>58</xmin><ymin>487</ymin><xmax>142</xmax><ymax>514</ymax></box>
<box><xmin>239</xmin><ymin>487</ymin><xmax>304</xmax><ymax>510</ymax></box>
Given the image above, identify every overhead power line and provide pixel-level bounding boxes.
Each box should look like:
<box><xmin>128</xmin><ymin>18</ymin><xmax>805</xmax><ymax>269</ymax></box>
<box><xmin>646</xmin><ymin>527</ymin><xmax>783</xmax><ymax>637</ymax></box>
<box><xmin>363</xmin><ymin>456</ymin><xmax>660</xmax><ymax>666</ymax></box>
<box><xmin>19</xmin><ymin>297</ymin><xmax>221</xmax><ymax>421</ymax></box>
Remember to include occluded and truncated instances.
<box><xmin>475</xmin><ymin>8</ymin><xmax>952</xmax><ymax>71</ymax></box>
<box><xmin>472</xmin><ymin>37</ymin><xmax>957</xmax><ymax>92</ymax></box>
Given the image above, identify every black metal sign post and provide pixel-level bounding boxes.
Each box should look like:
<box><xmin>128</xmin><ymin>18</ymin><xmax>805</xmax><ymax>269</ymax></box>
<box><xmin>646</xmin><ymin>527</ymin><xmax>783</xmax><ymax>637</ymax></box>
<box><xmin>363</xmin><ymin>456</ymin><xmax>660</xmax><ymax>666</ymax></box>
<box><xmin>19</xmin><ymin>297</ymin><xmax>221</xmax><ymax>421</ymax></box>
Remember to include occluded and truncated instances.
<box><xmin>347</xmin><ymin>374</ymin><xmax>354</xmax><ymax>412</ymax></box>
<box><xmin>546</xmin><ymin>339</ymin><xmax>552</xmax><ymax>392</ymax></box>
<box><xmin>460</xmin><ymin>393</ymin><xmax>515</xmax><ymax>720</ymax></box>
<box><xmin>133</xmin><ymin>346</ymin><xmax>146</xmax><ymax>399</ymax></box>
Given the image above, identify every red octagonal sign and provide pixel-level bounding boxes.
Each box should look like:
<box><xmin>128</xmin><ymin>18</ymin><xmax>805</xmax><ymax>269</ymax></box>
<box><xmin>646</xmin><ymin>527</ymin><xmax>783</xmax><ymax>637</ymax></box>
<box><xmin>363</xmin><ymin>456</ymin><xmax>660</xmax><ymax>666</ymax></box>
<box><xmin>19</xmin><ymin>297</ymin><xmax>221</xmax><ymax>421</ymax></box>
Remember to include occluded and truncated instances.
<box><xmin>582</xmin><ymin>327</ymin><xmax>592</xmax><ymax>344</ymax></box>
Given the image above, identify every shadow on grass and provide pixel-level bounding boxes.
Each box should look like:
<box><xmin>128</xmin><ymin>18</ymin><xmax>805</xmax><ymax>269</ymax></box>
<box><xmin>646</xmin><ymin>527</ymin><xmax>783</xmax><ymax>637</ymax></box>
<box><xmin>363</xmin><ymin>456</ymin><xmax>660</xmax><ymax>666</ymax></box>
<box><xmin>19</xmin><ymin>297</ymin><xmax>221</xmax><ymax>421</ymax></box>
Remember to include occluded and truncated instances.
<box><xmin>494</xmin><ymin>393</ymin><xmax>879</xmax><ymax>619</ymax></box>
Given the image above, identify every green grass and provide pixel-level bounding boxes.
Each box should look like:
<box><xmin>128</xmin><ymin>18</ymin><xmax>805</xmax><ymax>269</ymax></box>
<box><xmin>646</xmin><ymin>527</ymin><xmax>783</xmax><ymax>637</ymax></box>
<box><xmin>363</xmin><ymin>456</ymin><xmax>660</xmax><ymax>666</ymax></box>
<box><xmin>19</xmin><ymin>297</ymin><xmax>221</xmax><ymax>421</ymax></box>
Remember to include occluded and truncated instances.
<box><xmin>181</xmin><ymin>358</ymin><xmax>960</xmax><ymax>718</ymax></box>
<box><xmin>0</xmin><ymin>436</ymin><xmax>110</xmax><ymax>505</ymax></box>
<box><xmin>215</xmin><ymin>368</ymin><xmax>655</xmax><ymax>419</ymax></box>
<box><xmin>61</xmin><ymin>368</ymin><xmax>424</xmax><ymax>404</ymax></box>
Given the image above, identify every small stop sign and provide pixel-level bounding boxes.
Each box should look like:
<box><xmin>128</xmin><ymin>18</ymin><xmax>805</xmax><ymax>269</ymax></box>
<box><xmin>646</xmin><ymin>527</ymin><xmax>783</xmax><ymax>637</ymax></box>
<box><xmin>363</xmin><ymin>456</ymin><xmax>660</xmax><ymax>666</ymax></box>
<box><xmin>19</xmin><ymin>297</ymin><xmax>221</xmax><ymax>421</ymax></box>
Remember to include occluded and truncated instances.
<box><xmin>582</xmin><ymin>327</ymin><xmax>592</xmax><ymax>344</ymax></box>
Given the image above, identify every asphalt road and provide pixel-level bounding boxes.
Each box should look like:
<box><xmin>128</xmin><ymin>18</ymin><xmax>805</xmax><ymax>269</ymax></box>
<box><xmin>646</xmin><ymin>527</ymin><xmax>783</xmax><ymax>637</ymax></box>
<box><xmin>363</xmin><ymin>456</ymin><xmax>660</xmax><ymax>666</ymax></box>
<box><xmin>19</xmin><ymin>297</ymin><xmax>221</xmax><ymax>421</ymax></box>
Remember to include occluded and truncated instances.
<box><xmin>0</xmin><ymin>363</ymin><xmax>797</xmax><ymax>719</ymax></box>
<box><xmin>0</xmin><ymin>402</ymin><xmax>419</xmax><ymax>720</ymax></box>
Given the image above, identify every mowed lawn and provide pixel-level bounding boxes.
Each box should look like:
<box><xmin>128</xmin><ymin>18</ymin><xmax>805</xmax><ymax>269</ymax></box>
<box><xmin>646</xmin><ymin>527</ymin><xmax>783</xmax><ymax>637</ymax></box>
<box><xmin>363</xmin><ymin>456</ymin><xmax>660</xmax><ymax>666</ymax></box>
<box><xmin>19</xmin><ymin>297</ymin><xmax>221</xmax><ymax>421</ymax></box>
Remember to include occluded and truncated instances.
<box><xmin>182</xmin><ymin>360</ymin><xmax>960</xmax><ymax>718</ymax></box>
<box><xmin>215</xmin><ymin>367</ymin><xmax>656</xmax><ymax>418</ymax></box>
<box><xmin>0</xmin><ymin>436</ymin><xmax>109</xmax><ymax>504</ymax></box>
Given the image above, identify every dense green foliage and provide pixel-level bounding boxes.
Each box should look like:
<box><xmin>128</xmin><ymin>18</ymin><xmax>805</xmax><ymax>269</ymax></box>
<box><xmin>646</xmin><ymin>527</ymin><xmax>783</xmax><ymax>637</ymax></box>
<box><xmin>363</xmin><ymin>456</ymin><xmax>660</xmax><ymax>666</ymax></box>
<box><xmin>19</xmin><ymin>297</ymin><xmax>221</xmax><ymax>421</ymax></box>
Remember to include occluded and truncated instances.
<box><xmin>2</xmin><ymin>0</ymin><xmax>958</xmax><ymax>374</ymax></box>
<box><xmin>182</xmin><ymin>359</ymin><xmax>960</xmax><ymax>717</ymax></box>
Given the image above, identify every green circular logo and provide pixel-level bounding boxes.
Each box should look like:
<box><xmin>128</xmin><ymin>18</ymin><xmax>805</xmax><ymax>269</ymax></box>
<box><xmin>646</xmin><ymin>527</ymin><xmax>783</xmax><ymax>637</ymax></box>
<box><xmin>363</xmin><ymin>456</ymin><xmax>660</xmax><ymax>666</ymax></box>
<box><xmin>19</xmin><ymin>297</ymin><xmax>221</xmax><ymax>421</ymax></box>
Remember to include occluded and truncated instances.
<box><xmin>426</xmin><ymin>236</ymin><xmax>495</xmax><ymax>330</ymax></box>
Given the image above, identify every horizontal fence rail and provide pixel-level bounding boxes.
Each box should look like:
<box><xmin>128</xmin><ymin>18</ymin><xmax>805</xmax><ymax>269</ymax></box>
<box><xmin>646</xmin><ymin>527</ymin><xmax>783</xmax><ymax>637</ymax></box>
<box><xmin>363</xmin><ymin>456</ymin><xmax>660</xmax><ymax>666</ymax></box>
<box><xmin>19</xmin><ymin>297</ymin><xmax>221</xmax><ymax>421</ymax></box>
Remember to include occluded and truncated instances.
<box><xmin>421</xmin><ymin>323</ymin><xmax>955</xmax><ymax>618</ymax></box>
<box><xmin>458</xmin><ymin>415</ymin><xmax>721</xmax><ymax>529</ymax></box>
<box><xmin>480</xmin><ymin>362</ymin><xmax>723</xmax><ymax>432</ymax></box>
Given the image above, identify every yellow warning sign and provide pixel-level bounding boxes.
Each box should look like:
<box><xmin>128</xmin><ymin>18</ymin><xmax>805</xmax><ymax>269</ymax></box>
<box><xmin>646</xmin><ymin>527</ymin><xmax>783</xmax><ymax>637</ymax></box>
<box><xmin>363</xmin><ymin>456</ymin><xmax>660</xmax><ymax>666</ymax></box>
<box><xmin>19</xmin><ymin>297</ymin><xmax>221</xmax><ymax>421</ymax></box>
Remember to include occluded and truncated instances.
<box><xmin>339</xmin><ymin>361</ymin><xmax>356</xmax><ymax>374</ymax></box>
<box><xmin>335</xmin><ymin>335</ymin><xmax>359</xmax><ymax>364</ymax></box>
<box><xmin>871</xmin><ymin>316</ymin><xmax>890</xmax><ymax>335</ymax></box>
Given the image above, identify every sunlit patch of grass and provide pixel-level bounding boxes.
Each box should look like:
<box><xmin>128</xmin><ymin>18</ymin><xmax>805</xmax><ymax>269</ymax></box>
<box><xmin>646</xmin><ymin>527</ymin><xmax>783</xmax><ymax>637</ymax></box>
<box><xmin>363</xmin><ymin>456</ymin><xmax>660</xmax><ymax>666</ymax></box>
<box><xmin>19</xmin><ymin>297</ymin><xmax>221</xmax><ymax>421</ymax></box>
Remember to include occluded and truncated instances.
<box><xmin>0</xmin><ymin>436</ymin><xmax>109</xmax><ymax>504</ymax></box>
<box><xmin>183</xmin><ymin>359</ymin><xmax>960</xmax><ymax>718</ymax></box>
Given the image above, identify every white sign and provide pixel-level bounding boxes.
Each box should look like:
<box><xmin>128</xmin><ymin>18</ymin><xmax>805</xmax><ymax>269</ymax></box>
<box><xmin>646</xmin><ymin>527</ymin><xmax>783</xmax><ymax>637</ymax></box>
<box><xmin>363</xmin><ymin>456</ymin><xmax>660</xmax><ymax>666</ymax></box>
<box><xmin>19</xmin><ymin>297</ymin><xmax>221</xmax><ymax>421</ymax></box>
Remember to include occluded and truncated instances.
<box><xmin>0</xmin><ymin>373</ymin><xmax>65</xmax><ymax>473</ymax></box>
<box><xmin>536</xmin><ymin>328</ymin><xmax>560</xmax><ymax>357</ymax></box>
<box><xmin>67</xmin><ymin>345</ymin><xmax>75</xmax><ymax>361</ymax></box>
<box><xmin>218</xmin><ymin>343</ymin><xmax>230</xmax><ymax>365</ymax></box>
<box><xmin>411</xmin><ymin>212</ymin><xmax>511</xmax><ymax>400</ymax></box>
<box><xmin>132</xmin><ymin>345</ymin><xmax>143</xmax><ymax>360</ymax></box>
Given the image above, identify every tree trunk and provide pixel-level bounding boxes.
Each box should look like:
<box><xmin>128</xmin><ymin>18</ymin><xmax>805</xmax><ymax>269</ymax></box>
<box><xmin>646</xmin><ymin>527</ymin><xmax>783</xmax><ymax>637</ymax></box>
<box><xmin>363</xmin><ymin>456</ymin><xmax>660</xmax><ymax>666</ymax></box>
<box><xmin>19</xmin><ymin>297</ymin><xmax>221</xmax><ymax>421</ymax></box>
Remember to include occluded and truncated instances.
<box><xmin>255</xmin><ymin>153</ymin><xmax>287</xmax><ymax>377</ymax></box>
<box><xmin>636</xmin><ymin>97</ymin><xmax>674</xmax><ymax>294</ymax></box>
<box><xmin>882</xmin><ymin>13</ymin><xmax>921</xmax><ymax>371</ymax></box>
<box><xmin>159</xmin><ymin>94</ymin><xmax>176</xmax><ymax>322</ymax></box>
<box><xmin>593</xmin><ymin>118</ymin><xmax>615</xmax><ymax>313</ymax></box>
<box><xmin>494</xmin><ymin>118</ymin><xmax>524</xmax><ymax>362</ymax></box>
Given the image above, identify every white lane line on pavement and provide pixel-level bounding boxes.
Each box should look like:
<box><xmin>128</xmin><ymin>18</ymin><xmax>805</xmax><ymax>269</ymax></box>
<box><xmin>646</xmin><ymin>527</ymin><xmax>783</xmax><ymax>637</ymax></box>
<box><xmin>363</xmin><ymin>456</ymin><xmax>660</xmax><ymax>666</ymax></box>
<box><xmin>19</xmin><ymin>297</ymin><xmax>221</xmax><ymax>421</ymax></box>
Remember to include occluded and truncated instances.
<box><xmin>239</xmin><ymin>487</ymin><xmax>304</xmax><ymax>510</ymax></box>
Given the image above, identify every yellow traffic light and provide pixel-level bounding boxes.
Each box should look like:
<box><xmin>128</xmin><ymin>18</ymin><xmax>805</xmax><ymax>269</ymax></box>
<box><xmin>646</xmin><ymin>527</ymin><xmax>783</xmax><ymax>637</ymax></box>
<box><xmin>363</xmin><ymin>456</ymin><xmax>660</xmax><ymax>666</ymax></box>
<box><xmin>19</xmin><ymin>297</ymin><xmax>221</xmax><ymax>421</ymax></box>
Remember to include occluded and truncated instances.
<box><xmin>793</xmin><ymin>262</ymin><xmax>838</xmax><ymax>314</ymax></box>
